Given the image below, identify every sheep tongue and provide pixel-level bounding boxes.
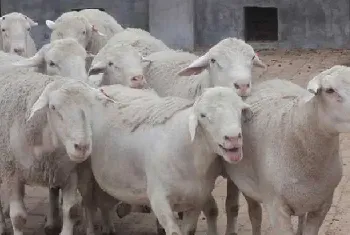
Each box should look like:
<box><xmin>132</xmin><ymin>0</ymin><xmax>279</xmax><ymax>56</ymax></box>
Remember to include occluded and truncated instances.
<box><xmin>227</xmin><ymin>152</ymin><xmax>241</xmax><ymax>162</ymax></box>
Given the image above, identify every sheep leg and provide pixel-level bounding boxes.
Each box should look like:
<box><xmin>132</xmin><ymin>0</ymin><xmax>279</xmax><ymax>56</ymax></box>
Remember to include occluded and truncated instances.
<box><xmin>60</xmin><ymin>172</ymin><xmax>79</xmax><ymax>235</ymax></box>
<box><xmin>83</xmin><ymin>205</ymin><xmax>96</xmax><ymax>235</ymax></box>
<box><xmin>202</xmin><ymin>195</ymin><xmax>219</xmax><ymax>235</ymax></box>
<box><xmin>8</xmin><ymin>178</ymin><xmax>27</xmax><ymax>235</ymax></box>
<box><xmin>156</xmin><ymin>218</ymin><xmax>166</xmax><ymax>235</ymax></box>
<box><xmin>225</xmin><ymin>179</ymin><xmax>240</xmax><ymax>235</ymax></box>
<box><xmin>181</xmin><ymin>209</ymin><xmax>201</xmax><ymax>235</ymax></box>
<box><xmin>100</xmin><ymin>205</ymin><xmax>116</xmax><ymax>235</ymax></box>
<box><xmin>244</xmin><ymin>194</ymin><xmax>262</xmax><ymax>235</ymax></box>
<box><xmin>0</xmin><ymin>199</ymin><xmax>5</xmax><ymax>235</ymax></box>
<box><xmin>303</xmin><ymin>196</ymin><xmax>333</xmax><ymax>235</ymax></box>
<box><xmin>296</xmin><ymin>214</ymin><xmax>306</xmax><ymax>235</ymax></box>
<box><xmin>149</xmin><ymin>192</ymin><xmax>182</xmax><ymax>235</ymax></box>
<box><xmin>265</xmin><ymin>201</ymin><xmax>294</xmax><ymax>235</ymax></box>
<box><xmin>45</xmin><ymin>187</ymin><xmax>61</xmax><ymax>234</ymax></box>
<box><xmin>80</xmin><ymin>189</ymin><xmax>97</xmax><ymax>235</ymax></box>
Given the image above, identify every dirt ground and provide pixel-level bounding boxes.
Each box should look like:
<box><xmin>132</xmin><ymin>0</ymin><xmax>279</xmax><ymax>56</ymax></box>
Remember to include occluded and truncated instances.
<box><xmin>2</xmin><ymin>48</ymin><xmax>350</xmax><ymax>234</ymax></box>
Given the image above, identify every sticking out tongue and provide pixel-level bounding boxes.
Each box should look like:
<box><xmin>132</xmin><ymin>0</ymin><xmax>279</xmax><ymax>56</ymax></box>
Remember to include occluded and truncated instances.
<box><xmin>226</xmin><ymin>151</ymin><xmax>242</xmax><ymax>162</ymax></box>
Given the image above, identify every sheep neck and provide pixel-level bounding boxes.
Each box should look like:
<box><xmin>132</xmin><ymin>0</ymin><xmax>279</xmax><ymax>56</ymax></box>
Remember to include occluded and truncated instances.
<box><xmin>191</xmin><ymin>124</ymin><xmax>219</xmax><ymax>177</ymax></box>
<box><xmin>290</xmin><ymin>97</ymin><xmax>339</xmax><ymax>166</ymax></box>
<box><xmin>189</xmin><ymin>71</ymin><xmax>213</xmax><ymax>99</ymax></box>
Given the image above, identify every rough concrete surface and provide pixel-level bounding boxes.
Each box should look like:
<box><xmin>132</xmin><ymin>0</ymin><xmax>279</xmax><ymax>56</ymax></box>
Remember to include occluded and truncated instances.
<box><xmin>2</xmin><ymin>48</ymin><xmax>350</xmax><ymax>234</ymax></box>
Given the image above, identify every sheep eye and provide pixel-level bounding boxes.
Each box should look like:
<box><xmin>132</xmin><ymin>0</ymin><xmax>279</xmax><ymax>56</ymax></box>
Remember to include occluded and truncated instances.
<box><xmin>49</xmin><ymin>61</ymin><xmax>56</xmax><ymax>67</ymax></box>
<box><xmin>27</xmin><ymin>28</ymin><xmax>30</xmax><ymax>31</ymax></box>
<box><xmin>252</xmin><ymin>55</ymin><xmax>255</xmax><ymax>60</ymax></box>
<box><xmin>210</xmin><ymin>59</ymin><xmax>216</xmax><ymax>63</ymax></box>
<box><xmin>1</xmin><ymin>29</ymin><xmax>5</xmax><ymax>32</ymax></box>
<box><xmin>51</xmin><ymin>105</ymin><xmax>55</xmax><ymax>110</ymax></box>
<box><xmin>108</xmin><ymin>61</ymin><xmax>114</xmax><ymax>66</ymax></box>
<box><xmin>325</xmin><ymin>88</ymin><xmax>335</xmax><ymax>94</ymax></box>
<box><xmin>200</xmin><ymin>113</ymin><xmax>206</xmax><ymax>118</ymax></box>
<box><xmin>82</xmin><ymin>30</ymin><xmax>86</xmax><ymax>35</ymax></box>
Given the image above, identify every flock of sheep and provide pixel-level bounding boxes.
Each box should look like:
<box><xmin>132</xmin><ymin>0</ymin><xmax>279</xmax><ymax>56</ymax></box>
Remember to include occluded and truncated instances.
<box><xmin>0</xmin><ymin>8</ymin><xmax>348</xmax><ymax>235</ymax></box>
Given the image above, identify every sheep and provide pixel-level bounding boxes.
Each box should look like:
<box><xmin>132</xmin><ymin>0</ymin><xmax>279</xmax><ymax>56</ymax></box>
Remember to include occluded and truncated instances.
<box><xmin>9</xmin><ymin>38</ymin><xmax>91</xmax><ymax>81</ymax></box>
<box><xmin>87</xmin><ymin>27</ymin><xmax>170</xmax><ymax>88</ymax></box>
<box><xmin>0</xmin><ymin>38</ymin><xmax>92</xmax><ymax>233</ymax></box>
<box><xmin>144</xmin><ymin>37</ymin><xmax>266</xmax><ymax>98</ymax></box>
<box><xmin>0</xmin><ymin>71</ymin><xmax>114</xmax><ymax>235</ymax></box>
<box><xmin>0</xmin><ymin>12</ymin><xmax>37</xmax><ymax>57</ymax></box>
<box><xmin>45</xmin><ymin>9</ymin><xmax>124</xmax><ymax>56</ymax></box>
<box><xmin>87</xmin><ymin>43</ymin><xmax>151</xmax><ymax>88</ymax></box>
<box><xmin>77</xmin><ymin>84</ymin><xmax>252</xmax><ymax>235</ymax></box>
<box><xmin>96</xmin><ymin>27</ymin><xmax>170</xmax><ymax>58</ymax></box>
<box><xmin>224</xmin><ymin>65</ymin><xmax>350</xmax><ymax>235</ymax></box>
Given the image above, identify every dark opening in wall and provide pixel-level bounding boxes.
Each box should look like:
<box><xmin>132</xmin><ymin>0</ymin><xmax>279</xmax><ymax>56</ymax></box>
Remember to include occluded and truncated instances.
<box><xmin>244</xmin><ymin>6</ymin><xmax>278</xmax><ymax>41</ymax></box>
<box><xmin>71</xmin><ymin>8</ymin><xmax>105</xmax><ymax>12</ymax></box>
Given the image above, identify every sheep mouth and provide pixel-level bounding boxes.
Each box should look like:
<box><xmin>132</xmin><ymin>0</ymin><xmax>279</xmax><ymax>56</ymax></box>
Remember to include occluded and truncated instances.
<box><xmin>219</xmin><ymin>145</ymin><xmax>239</xmax><ymax>153</ymax></box>
<box><xmin>219</xmin><ymin>145</ymin><xmax>242</xmax><ymax>163</ymax></box>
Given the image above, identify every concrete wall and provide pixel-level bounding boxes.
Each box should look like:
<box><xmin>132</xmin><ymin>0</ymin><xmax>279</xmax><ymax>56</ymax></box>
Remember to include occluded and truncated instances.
<box><xmin>149</xmin><ymin>0</ymin><xmax>194</xmax><ymax>50</ymax></box>
<box><xmin>1</xmin><ymin>0</ymin><xmax>350</xmax><ymax>50</ymax></box>
<box><xmin>195</xmin><ymin>0</ymin><xmax>350</xmax><ymax>49</ymax></box>
<box><xmin>1</xmin><ymin>0</ymin><xmax>149</xmax><ymax>49</ymax></box>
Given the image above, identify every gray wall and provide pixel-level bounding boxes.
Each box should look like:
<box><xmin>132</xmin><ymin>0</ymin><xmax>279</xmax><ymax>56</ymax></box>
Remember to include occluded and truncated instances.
<box><xmin>149</xmin><ymin>0</ymin><xmax>194</xmax><ymax>50</ymax></box>
<box><xmin>1</xmin><ymin>0</ymin><xmax>149</xmax><ymax>49</ymax></box>
<box><xmin>1</xmin><ymin>0</ymin><xmax>350</xmax><ymax>50</ymax></box>
<box><xmin>195</xmin><ymin>0</ymin><xmax>350</xmax><ymax>49</ymax></box>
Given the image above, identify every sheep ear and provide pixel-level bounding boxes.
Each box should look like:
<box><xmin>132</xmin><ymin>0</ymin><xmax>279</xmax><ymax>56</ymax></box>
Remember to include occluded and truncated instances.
<box><xmin>91</xmin><ymin>24</ymin><xmax>106</xmax><ymax>36</ymax></box>
<box><xmin>93</xmin><ymin>88</ymin><xmax>116</xmax><ymax>106</ymax></box>
<box><xmin>141</xmin><ymin>56</ymin><xmax>152</xmax><ymax>66</ymax></box>
<box><xmin>12</xmin><ymin>48</ymin><xmax>45</xmax><ymax>68</ymax></box>
<box><xmin>178</xmin><ymin>54</ymin><xmax>209</xmax><ymax>76</ymax></box>
<box><xmin>28</xmin><ymin>93</ymin><xmax>49</xmax><ymax>121</ymax></box>
<box><xmin>24</xmin><ymin>16</ymin><xmax>38</xmax><ymax>27</ymax></box>
<box><xmin>88</xmin><ymin>61</ymin><xmax>107</xmax><ymax>76</ymax></box>
<box><xmin>307</xmin><ymin>76</ymin><xmax>321</xmax><ymax>95</ymax></box>
<box><xmin>253</xmin><ymin>53</ymin><xmax>266</xmax><ymax>69</ymax></box>
<box><xmin>188</xmin><ymin>113</ymin><xmax>198</xmax><ymax>142</ymax></box>
<box><xmin>242</xmin><ymin>103</ymin><xmax>253</xmax><ymax>122</ymax></box>
<box><xmin>46</xmin><ymin>20</ymin><xmax>56</xmax><ymax>29</ymax></box>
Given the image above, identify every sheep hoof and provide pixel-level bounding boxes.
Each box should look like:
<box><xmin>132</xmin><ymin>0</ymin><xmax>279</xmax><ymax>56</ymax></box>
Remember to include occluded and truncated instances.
<box><xmin>115</xmin><ymin>203</ymin><xmax>131</xmax><ymax>218</ymax></box>
<box><xmin>157</xmin><ymin>227</ymin><xmax>166</xmax><ymax>235</ymax></box>
<box><xmin>44</xmin><ymin>225</ymin><xmax>61</xmax><ymax>235</ymax></box>
<box><xmin>178</xmin><ymin>212</ymin><xmax>184</xmax><ymax>220</ymax></box>
<box><xmin>140</xmin><ymin>205</ymin><xmax>151</xmax><ymax>213</ymax></box>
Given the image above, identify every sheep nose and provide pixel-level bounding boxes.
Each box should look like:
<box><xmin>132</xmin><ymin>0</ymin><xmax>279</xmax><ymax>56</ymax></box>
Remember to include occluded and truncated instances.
<box><xmin>234</xmin><ymin>83</ymin><xmax>250</xmax><ymax>92</ymax></box>
<box><xmin>74</xmin><ymin>143</ymin><xmax>89</xmax><ymax>153</ymax></box>
<box><xmin>224</xmin><ymin>133</ymin><xmax>242</xmax><ymax>142</ymax></box>
<box><xmin>131</xmin><ymin>75</ymin><xmax>145</xmax><ymax>82</ymax></box>
<box><xmin>13</xmin><ymin>47</ymin><xmax>24</xmax><ymax>54</ymax></box>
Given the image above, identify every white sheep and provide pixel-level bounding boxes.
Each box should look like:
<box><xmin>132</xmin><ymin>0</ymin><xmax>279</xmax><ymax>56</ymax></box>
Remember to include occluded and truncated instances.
<box><xmin>87</xmin><ymin>27</ymin><xmax>170</xmax><ymax>88</ymax></box>
<box><xmin>0</xmin><ymin>12</ymin><xmax>37</xmax><ymax>57</ymax></box>
<box><xmin>46</xmin><ymin>9</ymin><xmax>124</xmax><ymax>56</ymax></box>
<box><xmin>0</xmin><ymin>38</ymin><xmax>93</xmax><ymax>232</ymax></box>
<box><xmin>77</xmin><ymin>85</ymin><xmax>252</xmax><ymax>235</ymax></box>
<box><xmin>0</xmin><ymin>38</ymin><xmax>92</xmax><ymax>233</ymax></box>
<box><xmin>10</xmin><ymin>38</ymin><xmax>91</xmax><ymax>81</ymax></box>
<box><xmin>224</xmin><ymin>65</ymin><xmax>350</xmax><ymax>235</ymax></box>
<box><xmin>144</xmin><ymin>37</ymin><xmax>266</xmax><ymax>98</ymax></box>
<box><xmin>87</xmin><ymin>43</ymin><xmax>151</xmax><ymax>88</ymax></box>
<box><xmin>0</xmin><ymin>70</ymin><xmax>114</xmax><ymax>235</ymax></box>
<box><xmin>97</xmin><ymin>27</ymin><xmax>170</xmax><ymax>57</ymax></box>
